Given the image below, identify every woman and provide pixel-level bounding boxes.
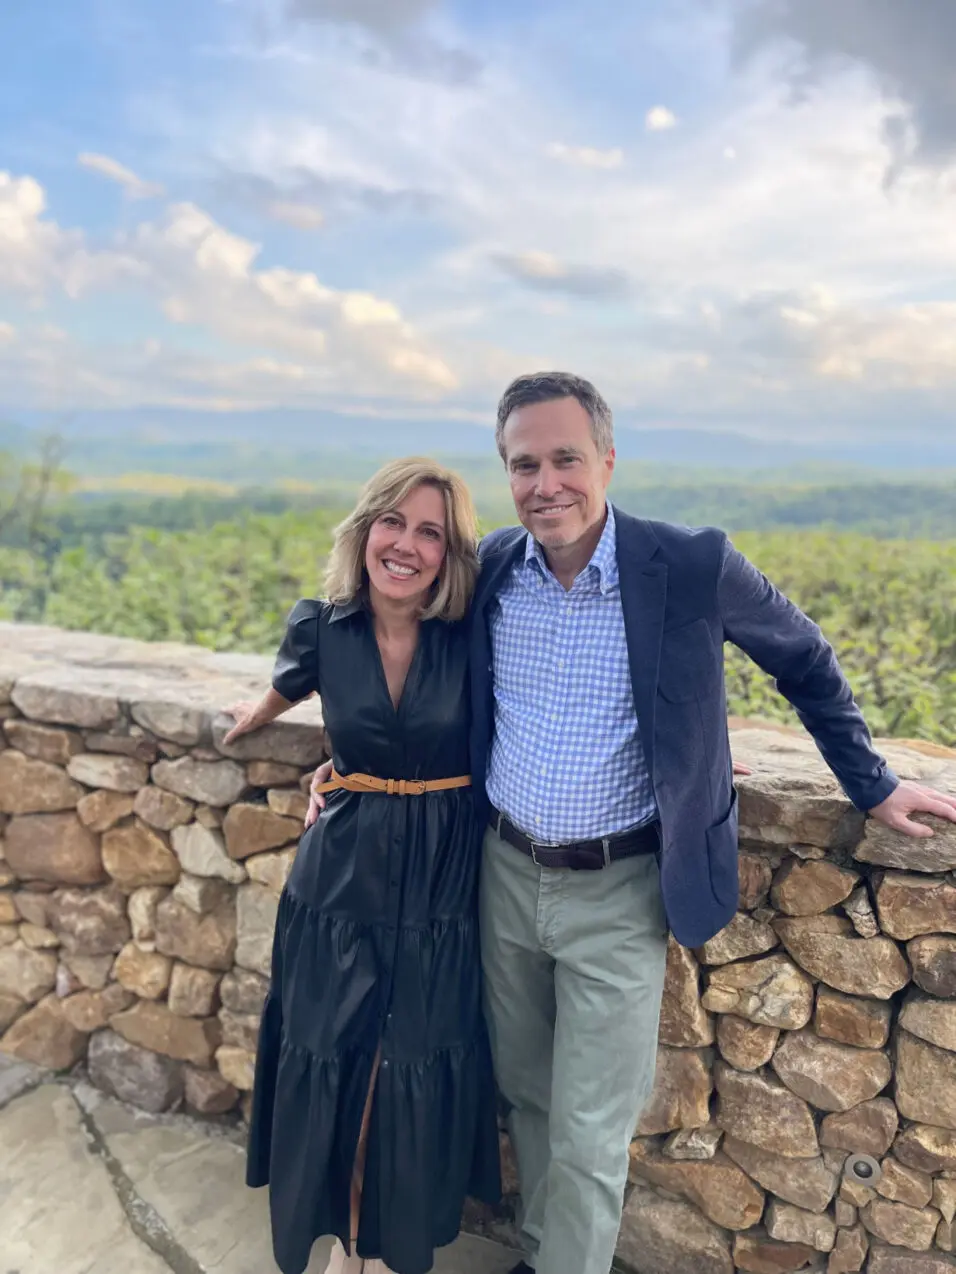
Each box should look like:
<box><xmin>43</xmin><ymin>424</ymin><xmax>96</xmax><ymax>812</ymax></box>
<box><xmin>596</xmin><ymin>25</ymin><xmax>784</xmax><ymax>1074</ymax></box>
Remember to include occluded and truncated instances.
<box><xmin>223</xmin><ymin>458</ymin><xmax>501</xmax><ymax>1274</ymax></box>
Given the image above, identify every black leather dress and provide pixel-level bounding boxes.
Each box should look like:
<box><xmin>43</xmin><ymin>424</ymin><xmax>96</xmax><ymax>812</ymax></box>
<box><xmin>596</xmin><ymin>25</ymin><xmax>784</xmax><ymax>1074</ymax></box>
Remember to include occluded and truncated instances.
<box><xmin>246</xmin><ymin>597</ymin><xmax>501</xmax><ymax>1274</ymax></box>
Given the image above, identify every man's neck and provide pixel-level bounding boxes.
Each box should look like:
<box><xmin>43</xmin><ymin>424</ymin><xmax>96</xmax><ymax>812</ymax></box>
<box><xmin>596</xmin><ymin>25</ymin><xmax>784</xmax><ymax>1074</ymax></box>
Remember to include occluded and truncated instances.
<box><xmin>540</xmin><ymin>506</ymin><xmax>608</xmax><ymax>592</ymax></box>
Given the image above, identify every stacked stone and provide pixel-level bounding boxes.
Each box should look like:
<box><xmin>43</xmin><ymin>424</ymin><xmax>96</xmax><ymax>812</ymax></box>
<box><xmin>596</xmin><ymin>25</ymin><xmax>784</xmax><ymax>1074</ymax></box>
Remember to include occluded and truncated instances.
<box><xmin>0</xmin><ymin>634</ymin><xmax>326</xmax><ymax>1118</ymax></box>
<box><xmin>621</xmin><ymin>752</ymin><xmax>956</xmax><ymax>1274</ymax></box>
<box><xmin>2</xmin><ymin>626</ymin><xmax>955</xmax><ymax>1274</ymax></box>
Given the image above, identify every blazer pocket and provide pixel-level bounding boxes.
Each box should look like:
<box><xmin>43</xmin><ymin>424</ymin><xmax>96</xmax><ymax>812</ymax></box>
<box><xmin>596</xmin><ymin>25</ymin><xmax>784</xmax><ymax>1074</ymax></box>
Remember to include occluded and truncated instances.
<box><xmin>706</xmin><ymin>788</ymin><xmax>739</xmax><ymax>908</ymax></box>
<box><xmin>657</xmin><ymin>617</ymin><xmax>721</xmax><ymax>703</ymax></box>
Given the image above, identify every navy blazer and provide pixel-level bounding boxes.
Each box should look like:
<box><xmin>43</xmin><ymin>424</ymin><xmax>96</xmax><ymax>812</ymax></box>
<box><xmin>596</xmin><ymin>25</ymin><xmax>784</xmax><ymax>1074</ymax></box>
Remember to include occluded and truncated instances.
<box><xmin>469</xmin><ymin>505</ymin><xmax>898</xmax><ymax>948</ymax></box>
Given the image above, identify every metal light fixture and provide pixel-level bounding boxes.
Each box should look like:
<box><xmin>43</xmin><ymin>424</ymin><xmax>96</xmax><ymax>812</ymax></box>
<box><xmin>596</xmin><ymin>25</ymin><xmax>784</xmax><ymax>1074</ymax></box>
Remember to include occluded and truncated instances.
<box><xmin>844</xmin><ymin>1153</ymin><xmax>882</xmax><ymax>1187</ymax></box>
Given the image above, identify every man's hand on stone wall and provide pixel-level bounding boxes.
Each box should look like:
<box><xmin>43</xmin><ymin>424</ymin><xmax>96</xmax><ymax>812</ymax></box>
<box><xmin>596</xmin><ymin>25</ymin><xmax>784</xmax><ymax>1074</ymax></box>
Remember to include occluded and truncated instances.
<box><xmin>869</xmin><ymin>779</ymin><xmax>956</xmax><ymax>837</ymax></box>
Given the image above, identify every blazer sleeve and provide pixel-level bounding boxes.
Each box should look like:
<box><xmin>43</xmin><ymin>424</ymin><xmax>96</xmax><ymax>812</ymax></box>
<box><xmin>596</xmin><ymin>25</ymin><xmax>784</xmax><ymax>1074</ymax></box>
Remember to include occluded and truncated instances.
<box><xmin>717</xmin><ymin>538</ymin><xmax>898</xmax><ymax>811</ymax></box>
<box><xmin>272</xmin><ymin>598</ymin><xmax>321</xmax><ymax>703</ymax></box>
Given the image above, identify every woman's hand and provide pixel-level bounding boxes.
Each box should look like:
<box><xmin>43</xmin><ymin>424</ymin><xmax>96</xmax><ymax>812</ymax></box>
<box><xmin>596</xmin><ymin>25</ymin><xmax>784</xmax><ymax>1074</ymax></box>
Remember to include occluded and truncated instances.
<box><xmin>732</xmin><ymin>761</ymin><xmax>752</xmax><ymax>776</ymax></box>
<box><xmin>304</xmin><ymin>758</ymin><xmax>334</xmax><ymax>828</ymax></box>
<box><xmin>222</xmin><ymin>688</ymin><xmax>294</xmax><ymax>746</ymax></box>
<box><xmin>222</xmin><ymin>701</ymin><xmax>260</xmax><ymax>745</ymax></box>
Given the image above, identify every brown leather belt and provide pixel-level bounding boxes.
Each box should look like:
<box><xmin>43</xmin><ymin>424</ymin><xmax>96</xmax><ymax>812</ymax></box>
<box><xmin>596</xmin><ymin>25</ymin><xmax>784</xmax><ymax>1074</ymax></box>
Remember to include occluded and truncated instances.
<box><xmin>315</xmin><ymin>769</ymin><xmax>471</xmax><ymax>797</ymax></box>
<box><xmin>489</xmin><ymin>807</ymin><xmax>660</xmax><ymax>870</ymax></box>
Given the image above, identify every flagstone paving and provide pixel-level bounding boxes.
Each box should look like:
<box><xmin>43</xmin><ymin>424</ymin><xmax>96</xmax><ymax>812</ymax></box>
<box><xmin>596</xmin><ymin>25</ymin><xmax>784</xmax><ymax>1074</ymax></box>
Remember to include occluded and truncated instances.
<box><xmin>0</xmin><ymin>1057</ymin><xmax>519</xmax><ymax>1274</ymax></box>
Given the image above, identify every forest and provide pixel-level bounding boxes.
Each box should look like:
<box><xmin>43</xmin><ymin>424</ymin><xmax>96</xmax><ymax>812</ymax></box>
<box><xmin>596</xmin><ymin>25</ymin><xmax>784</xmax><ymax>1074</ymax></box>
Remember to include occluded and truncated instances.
<box><xmin>2</xmin><ymin>467</ymin><xmax>954</xmax><ymax>747</ymax></box>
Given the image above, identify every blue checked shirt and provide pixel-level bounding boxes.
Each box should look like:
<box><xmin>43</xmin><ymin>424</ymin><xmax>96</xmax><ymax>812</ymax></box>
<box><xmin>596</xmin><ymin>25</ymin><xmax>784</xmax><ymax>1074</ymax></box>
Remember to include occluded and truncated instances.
<box><xmin>485</xmin><ymin>504</ymin><xmax>659</xmax><ymax>843</ymax></box>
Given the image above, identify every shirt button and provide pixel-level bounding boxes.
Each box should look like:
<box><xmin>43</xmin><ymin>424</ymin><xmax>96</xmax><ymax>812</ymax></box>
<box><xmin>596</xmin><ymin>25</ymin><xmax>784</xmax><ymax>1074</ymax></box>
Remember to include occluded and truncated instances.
<box><xmin>535</xmin><ymin>816</ymin><xmax>542</xmax><ymax>824</ymax></box>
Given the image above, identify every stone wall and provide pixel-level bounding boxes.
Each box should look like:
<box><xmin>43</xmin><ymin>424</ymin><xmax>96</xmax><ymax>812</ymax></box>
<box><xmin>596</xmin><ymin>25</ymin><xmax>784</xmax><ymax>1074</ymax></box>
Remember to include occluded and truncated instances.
<box><xmin>2</xmin><ymin>622</ymin><xmax>956</xmax><ymax>1274</ymax></box>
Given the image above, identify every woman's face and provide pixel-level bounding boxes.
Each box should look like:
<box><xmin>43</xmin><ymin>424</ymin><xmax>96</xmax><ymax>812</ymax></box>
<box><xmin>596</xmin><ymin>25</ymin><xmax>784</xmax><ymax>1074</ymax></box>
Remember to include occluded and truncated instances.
<box><xmin>364</xmin><ymin>482</ymin><xmax>448</xmax><ymax>607</ymax></box>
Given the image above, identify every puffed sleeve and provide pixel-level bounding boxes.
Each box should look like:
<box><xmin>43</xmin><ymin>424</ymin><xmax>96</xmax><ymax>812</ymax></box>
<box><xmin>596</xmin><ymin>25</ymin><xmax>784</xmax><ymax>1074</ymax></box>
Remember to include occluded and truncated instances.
<box><xmin>271</xmin><ymin>599</ymin><xmax>321</xmax><ymax>703</ymax></box>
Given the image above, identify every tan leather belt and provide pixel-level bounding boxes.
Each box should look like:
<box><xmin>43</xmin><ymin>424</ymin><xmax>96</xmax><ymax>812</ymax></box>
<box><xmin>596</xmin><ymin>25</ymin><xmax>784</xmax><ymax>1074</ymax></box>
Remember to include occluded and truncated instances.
<box><xmin>315</xmin><ymin>769</ymin><xmax>471</xmax><ymax>797</ymax></box>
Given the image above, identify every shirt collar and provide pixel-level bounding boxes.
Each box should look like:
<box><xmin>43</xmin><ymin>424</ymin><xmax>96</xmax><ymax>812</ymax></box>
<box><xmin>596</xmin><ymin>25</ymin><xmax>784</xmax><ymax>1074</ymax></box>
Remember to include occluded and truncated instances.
<box><xmin>328</xmin><ymin>594</ymin><xmax>365</xmax><ymax>622</ymax></box>
<box><xmin>523</xmin><ymin>503</ymin><xmax>618</xmax><ymax>594</ymax></box>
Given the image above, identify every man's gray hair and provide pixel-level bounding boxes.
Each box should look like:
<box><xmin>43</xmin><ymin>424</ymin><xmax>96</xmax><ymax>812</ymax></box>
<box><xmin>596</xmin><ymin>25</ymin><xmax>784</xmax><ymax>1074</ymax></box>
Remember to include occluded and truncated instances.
<box><xmin>495</xmin><ymin>371</ymin><xmax>614</xmax><ymax>460</ymax></box>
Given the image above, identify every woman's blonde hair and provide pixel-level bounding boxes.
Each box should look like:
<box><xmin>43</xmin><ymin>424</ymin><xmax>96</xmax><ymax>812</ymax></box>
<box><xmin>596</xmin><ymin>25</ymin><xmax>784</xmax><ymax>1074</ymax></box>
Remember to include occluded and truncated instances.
<box><xmin>324</xmin><ymin>457</ymin><xmax>479</xmax><ymax>622</ymax></box>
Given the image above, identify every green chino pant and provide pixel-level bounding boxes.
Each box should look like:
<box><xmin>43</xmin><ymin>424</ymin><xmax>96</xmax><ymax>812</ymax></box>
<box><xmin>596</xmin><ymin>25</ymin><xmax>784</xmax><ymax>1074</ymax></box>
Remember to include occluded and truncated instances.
<box><xmin>479</xmin><ymin>825</ymin><xmax>669</xmax><ymax>1274</ymax></box>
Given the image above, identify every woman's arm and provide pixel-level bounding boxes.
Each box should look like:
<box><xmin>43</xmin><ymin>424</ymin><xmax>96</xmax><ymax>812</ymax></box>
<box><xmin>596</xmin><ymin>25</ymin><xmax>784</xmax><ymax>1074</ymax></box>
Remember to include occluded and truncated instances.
<box><xmin>222</xmin><ymin>687</ymin><xmax>297</xmax><ymax>744</ymax></box>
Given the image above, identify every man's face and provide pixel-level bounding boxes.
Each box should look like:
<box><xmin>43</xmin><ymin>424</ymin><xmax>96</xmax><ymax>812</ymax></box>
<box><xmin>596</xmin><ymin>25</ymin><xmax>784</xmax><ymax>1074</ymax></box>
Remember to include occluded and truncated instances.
<box><xmin>501</xmin><ymin>396</ymin><xmax>615</xmax><ymax>551</ymax></box>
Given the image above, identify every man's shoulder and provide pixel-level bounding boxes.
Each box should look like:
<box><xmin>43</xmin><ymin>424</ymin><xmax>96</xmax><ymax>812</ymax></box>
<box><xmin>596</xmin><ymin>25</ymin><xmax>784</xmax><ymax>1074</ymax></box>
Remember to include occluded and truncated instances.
<box><xmin>478</xmin><ymin>524</ymin><xmax>525</xmax><ymax>562</ymax></box>
<box><xmin>614</xmin><ymin>508</ymin><xmax>728</xmax><ymax>559</ymax></box>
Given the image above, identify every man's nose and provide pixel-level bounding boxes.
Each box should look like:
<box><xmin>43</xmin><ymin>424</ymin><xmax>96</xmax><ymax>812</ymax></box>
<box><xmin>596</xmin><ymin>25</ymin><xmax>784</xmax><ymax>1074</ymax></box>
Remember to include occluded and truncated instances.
<box><xmin>534</xmin><ymin>465</ymin><xmax>561</xmax><ymax>497</ymax></box>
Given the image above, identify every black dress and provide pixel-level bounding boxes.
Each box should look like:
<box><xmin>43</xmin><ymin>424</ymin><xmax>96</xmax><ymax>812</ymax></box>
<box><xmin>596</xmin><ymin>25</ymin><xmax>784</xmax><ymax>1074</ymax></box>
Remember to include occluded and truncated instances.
<box><xmin>246</xmin><ymin>597</ymin><xmax>501</xmax><ymax>1274</ymax></box>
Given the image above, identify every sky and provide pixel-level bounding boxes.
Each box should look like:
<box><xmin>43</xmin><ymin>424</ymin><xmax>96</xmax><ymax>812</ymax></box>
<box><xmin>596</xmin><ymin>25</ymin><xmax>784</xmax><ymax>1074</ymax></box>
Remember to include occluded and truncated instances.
<box><xmin>1</xmin><ymin>0</ymin><xmax>955</xmax><ymax>445</ymax></box>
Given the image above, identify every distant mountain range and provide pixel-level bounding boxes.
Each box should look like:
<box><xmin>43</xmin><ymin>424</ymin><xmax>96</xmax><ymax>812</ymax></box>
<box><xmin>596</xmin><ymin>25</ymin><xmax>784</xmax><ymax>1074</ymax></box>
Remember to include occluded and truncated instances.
<box><xmin>2</xmin><ymin>407</ymin><xmax>955</xmax><ymax>477</ymax></box>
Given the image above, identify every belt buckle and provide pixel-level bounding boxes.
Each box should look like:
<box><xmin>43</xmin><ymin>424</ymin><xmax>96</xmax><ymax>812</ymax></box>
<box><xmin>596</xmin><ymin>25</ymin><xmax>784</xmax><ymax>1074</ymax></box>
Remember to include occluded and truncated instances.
<box><xmin>528</xmin><ymin>841</ymin><xmax>547</xmax><ymax>867</ymax></box>
<box><xmin>408</xmin><ymin>779</ymin><xmax>427</xmax><ymax>796</ymax></box>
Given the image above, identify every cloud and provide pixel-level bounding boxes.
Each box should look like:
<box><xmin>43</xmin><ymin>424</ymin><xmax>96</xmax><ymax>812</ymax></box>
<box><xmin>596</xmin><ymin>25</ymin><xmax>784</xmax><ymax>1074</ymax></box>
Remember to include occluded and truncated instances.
<box><xmin>598</xmin><ymin>287</ymin><xmax>956</xmax><ymax>439</ymax></box>
<box><xmin>284</xmin><ymin>0</ymin><xmax>477</xmax><ymax>83</ymax></box>
<box><xmin>0</xmin><ymin>172</ymin><xmax>131</xmax><ymax>299</ymax></box>
<box><xmin>122</xmin><ymin>201</ymin><xmax>458</xmax><ymax>393</ymax></box>
<box><xmin>266</xmin><ymin>199</ymin><xmax>325</xmax><ymax>230</ymax></box>
<box><xmin>214</xmin><ymin>169</ymin><xmax>433</xmax><ymax>222</ymax></box>
<box><xmin>124</xmin><ymin>203</ymin><xmax>451</xmax><ymax>389</ymax></box>
<box><xmin>546</xmin><ymin>142</ymin><xmax>624</xmax><ymax>170</ymax></box>
<box><xmin>78</xmin><ymin>152</ymin><xmax>165</xmax><ymax>200</ymax></box>
<box><xmin>493</xmin><ymin>251</ymin><xmax>630</xmax><ymax>299</ymax></box>
<box><xmin>734</xmin><ymin>0</ymin><xmax>956</xmax><ymax>174</ymax></box>
<box><xmin>0</xmin><ymin>172</ymin><xmax>457</xmax><ymax>406</ymax></box>
<box><xmin>645</xmin><ymin>106</ymin><xmax>678</xmax><ymax>132</ymax></box>
<box><xmin>288</xmin><ymin>0</ymin><xmax>436</xmax><ymax>35</ymax></box>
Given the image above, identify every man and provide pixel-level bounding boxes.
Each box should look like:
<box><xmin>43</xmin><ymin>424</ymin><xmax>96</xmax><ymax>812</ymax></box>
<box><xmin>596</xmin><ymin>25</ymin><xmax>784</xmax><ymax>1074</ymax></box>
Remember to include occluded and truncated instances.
<box><xmin>468</xmin><ymin>371</ymin><xmax>956</xmax><ymax>1274</ymax></box>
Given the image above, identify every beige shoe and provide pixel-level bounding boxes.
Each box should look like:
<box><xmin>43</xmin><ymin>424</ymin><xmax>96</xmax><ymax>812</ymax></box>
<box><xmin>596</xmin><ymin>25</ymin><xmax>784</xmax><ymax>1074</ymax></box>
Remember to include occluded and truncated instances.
<box><xmin>324</xmin><ymin>1238</ymin><xmax>364</xmax><ymax>1274</ymax></box>
<box><xmin>362</xmin><ymin>1261</ymin><xmax>397</xmax><ymax>1274</ymax></box>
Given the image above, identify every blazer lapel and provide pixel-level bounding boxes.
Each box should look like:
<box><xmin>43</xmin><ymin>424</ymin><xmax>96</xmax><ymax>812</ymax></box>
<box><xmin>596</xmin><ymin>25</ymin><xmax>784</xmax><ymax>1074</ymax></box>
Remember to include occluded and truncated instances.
<box><xmin>614</xmin><ymin>508</ymin><xmax>667</xmax><ymax>772</ymax></box>
<box><xmin>471</xmin><ymin>529</ymin><xmax>525</xmax><ymax>692</ymax></box>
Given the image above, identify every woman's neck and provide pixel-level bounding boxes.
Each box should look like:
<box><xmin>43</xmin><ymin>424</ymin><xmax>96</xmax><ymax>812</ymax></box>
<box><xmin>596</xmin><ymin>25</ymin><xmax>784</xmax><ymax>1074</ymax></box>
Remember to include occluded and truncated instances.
<box><xmin>368</xmin><ymin>585</ymin><xmax>422</xmax><ymax>641</ymax></box>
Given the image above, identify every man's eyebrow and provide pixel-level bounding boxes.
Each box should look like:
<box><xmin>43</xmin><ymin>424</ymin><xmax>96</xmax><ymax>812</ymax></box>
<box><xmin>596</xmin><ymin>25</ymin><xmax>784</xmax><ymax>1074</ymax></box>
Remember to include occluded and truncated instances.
<box><xmin>508</xmin><ymin>446</ymin><xmax>583</xmax><ymax>465</ymax></box>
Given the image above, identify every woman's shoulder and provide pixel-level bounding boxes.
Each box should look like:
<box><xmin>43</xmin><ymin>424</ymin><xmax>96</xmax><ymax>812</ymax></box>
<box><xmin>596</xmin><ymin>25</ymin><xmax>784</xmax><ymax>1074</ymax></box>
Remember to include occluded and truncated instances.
<box><xmin>284</xmin><ymin>597</ymin><xmax>324</xmax><ymax>626</ymax></box>
<box><xmin>285</xmin><ymin>597</ymin><xmax>338</xmax><ymax>625</ymax></box>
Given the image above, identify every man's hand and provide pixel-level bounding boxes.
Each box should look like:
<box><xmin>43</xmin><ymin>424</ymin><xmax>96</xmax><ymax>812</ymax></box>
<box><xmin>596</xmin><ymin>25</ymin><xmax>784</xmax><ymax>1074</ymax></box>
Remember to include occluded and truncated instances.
<box><xmin>732</xmin><ymin>762</ymin><xmax>752</xmax><ymax>777</ymax></box>
<box><xmin>304</xmin><ymin>757</ymin><xmax>335</xmax><ymax>827</ymax></box>
<box><xmin>869</xmin><ymin>780</ymin><xmax>956</xmax><ymax>838</ymax></box>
